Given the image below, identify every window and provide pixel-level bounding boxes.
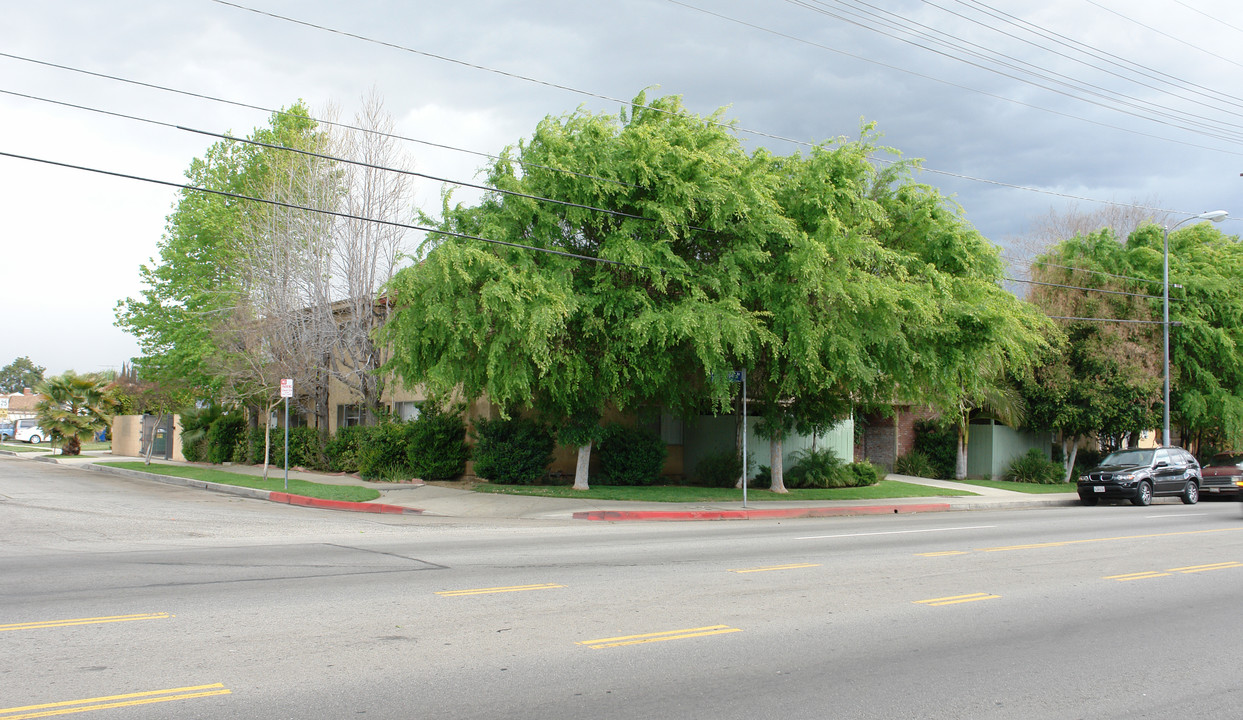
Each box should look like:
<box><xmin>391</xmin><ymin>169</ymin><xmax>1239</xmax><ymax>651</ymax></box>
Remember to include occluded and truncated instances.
<box><xmin>393</xmin><ymin>401</ymin><xmax>420</xmax><ymax>422</ymax></box>
<box><xmin>337</xmin><ymin>404</ymin><xmax>364</xmax><ymax>428</ymax></box>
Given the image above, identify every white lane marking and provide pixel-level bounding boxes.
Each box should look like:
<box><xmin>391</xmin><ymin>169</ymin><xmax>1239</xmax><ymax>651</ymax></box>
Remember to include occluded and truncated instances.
<box><xmin>1144</xmin><ymin>514</ymin><xmax>1200</xmax><ymax>518</ymax></box>
<box><xmin>797</xmin><ymin>525</ymin><xmax>996</xmax><ymax>540</ymax></box>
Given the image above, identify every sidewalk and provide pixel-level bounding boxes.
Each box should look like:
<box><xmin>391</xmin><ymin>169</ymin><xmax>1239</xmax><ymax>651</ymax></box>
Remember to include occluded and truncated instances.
<box><xmin>12</xmin><ymin>449</ymin><xmax>1081</xmax><ymax>521</ymax></box>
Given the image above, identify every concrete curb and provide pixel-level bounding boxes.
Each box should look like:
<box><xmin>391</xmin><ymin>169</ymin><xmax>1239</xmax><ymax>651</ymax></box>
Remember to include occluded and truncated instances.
<box><xmin>84</xmin><ymin>463</ymin><xmax>422</xmax><ymax>515</ymax></box>
<box><xmin>573</xmin><ymin>503</ymin><xmax>954</xmax><ymax>521</ymax></box>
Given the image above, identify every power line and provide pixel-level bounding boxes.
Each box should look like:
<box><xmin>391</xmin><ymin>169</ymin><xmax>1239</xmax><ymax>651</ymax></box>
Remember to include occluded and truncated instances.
<box><xmin>1002</xmin><ymin>254</ymin><xmax>1164</xmax><ymax>287</ymax></box>
<box><xmin>0</xmin><ymin>149</ymin><xmax>1187</xmax><ymax>329</ymax></box>
<box><xmin>0</xmin><ymin>51</ymin><xmax>637</xmax><ymax>191</ymax></box>
<box><xmin>0</xmin><ymin>87</ymin><xmax>714</xmax><ymax>235</ymax></box>
<box><xmin>666</xmin><ymin>0</ymin><xmax>1243</xmax><ymax>158</ymax></box>
<box><xmin>1083</xmin><ymin>0</ymin><xmax>1243</xmax><ymax>71</ymax></box>
<box><xmin>785</xmin><ymin>0</ymin><xmax>1243</xmax><ymax>143</ymax></box>
<box><xmin>1047</xmin><ymin>315</ymin><xmax>1172</xmax><ymax>325</ymax></box>
<box><xmin>1006</xmin><ymin>276</ymin><xmax>1168</xmax><ymax>301</ymax></box>
<box><xmin>208</xmin><ymin>0</ymin><xmax>1243</xmax><ymax>156</ymax></box>
<box><xmin>0</xmin><ymin>150</ymin><xmax>650</xmax><ymax>271</ymax></box>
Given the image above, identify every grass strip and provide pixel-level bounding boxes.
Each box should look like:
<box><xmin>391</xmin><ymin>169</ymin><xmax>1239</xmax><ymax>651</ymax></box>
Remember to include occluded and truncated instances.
<box><xmin>97</xmin><ymin>462</ymin><xmax>380</xmax><ymax>502</ymax></box>
<box><xmin>955</xmin><ymin>479</ymin><xmax>1078</xmax><ymax>494</ymax></box>
<box><xmin>471</xmin><ymin>479</ymin><xmax>975</xmax><ymax>502</ymax></box>
<box><xmin>0</xmin><ymin>444</ymin><xmax>51</xmax><ymax>453</ymax></box>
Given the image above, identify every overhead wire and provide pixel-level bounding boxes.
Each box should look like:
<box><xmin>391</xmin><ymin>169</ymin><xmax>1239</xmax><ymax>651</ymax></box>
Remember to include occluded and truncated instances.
<box><xmin>665</xmin><ymin>1</ymin><xmax>1243</xmax><ymax>158</ymax></box>
<box><xmin>0</xmin><ymin>143</ymin><xmax>1184</xmax><ymax>324</ymax></box>
<box><xmin>0</xmin><ymin>150</ymin><xmax>653</xmax><ymax>271</ymax></box>
<box><xmin>0</xmin><ymin>52</ymin><xmax>638</xmax><ymax>191</ymax></box>
<box><xmin>1082</xmin><ymin>0</ymin><xmax>1243</xmax><ymax>71</ymax></box>
<box><xmin>952</xmin><ymin>0</ymin><xmax>1243</xmax><ymax>107</ymax></box>
<box><xmin>207</xmin><ymin>0</ymin><xmax>1243</xmax><ymax>159</ymax></box>
<box><xmin>0</xmin><ymin>87</ymin><xmax>717</xmax><ymax>235</ymax></box>
<box><xmin>785</xmin><ymin>0</ymin><xmax>1243</xmax><ymax>142</ymax></box>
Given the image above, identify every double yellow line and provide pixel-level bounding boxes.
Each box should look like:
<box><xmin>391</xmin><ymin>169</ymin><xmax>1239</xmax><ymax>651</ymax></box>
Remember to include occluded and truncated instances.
<box><xmin>435</xmin><ymin>583</ymin><xmax>564</xmax><ymax>597</ymax></box>
<box><xmin>0</xmin><ymin>613</ymin><xmax>171</xmax><ymax>633</ymax></box>
<box><xmin>1106</xmin><ymin>560</ymin><xmax>1243</xmax><ymax>581</ymax></box>
<box><xmin>0</xmin><ymin>684</ymin><xmax>230</xmax><ymax>719</ymax></box>
<box><xmin>914</xmin><ymin>592</ymin><xmax>1000</xmax><ymax>607</ymax></box>
<box><xmin>578</xmin><ymin>625</ymin><xmax>742</xmax><ymax>649</ymax></box>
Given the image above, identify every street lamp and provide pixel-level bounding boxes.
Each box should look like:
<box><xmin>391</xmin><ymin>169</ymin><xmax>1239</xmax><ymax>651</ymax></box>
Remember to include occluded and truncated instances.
<box><xmin>1163</xmin><ymin>209</ymin><xmax>1229</xmax><ymax>446</ymax></box>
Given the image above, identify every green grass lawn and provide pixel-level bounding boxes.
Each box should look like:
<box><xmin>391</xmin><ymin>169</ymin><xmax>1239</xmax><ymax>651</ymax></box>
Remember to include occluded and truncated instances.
<box><xmin>0</xmin><ymin>443</ymin><xmax>51</xmax><ymax>453</ymax></box>
<box><xmin>98</xmin><ymin>462</ymin><xmax>380</xmax><ymax>502</ymax></box>
<box><xmin>956</xmin><ymin>478</ymin><xmax>1078</xmax><ymax>494</ymax></box>
<box><xmin>471</xmin><ymin>479</ymin><xmax>976</xmax><ymax>502</ymax></box>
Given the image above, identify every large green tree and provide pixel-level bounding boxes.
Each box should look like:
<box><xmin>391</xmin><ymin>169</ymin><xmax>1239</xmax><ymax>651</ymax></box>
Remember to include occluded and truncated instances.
<box><xmin>1027</xmin><ymin>222</ymin><xmax>1243</xmax><ymax>455</ymax></box>
<box><xmin>115</xmin><ymin>103</ymin><xmax>321</xmax><ymax>403</ymax></box>
<box><xmin>383</xmin><ymin>93</ymin><xmax>1053</xmax><ymax>489</ymax></box>
<box><xmin>383</xmin><ymin>93</ymin><xmax>774</xmax><ymax>489</ymax></box>
<box><xmin>0</xmin><ymin>356</ymin><xmax>46</xmax><ymax>394</ymax></box>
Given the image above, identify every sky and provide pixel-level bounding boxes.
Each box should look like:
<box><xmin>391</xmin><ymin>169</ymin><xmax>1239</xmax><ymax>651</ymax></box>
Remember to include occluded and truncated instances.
<box><xmin>2</xmin><ymin>0</ymin><xmax>1241</xmax><ymax>377</ymax></box>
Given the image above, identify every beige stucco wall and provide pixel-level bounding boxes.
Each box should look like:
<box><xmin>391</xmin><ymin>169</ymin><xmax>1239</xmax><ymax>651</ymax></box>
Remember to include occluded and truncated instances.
<box><xmin>110</xmin><ymin>414</ymin><xmax>185</xmax><ymax>462</ymax></box>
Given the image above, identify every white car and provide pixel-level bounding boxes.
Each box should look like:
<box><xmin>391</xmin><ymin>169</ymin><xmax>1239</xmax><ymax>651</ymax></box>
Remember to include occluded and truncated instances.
<box><xmin>13</xmin><ymin>418</ymin><xmax>45</xmax><ymax>444</ymax></box>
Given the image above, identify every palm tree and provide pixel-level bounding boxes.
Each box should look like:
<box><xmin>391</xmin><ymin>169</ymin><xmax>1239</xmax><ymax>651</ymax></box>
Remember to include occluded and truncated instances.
<box><xmin>34</xmin><ymin>373</ymin><xmax>117</xmax><ymax>455</ymax></box>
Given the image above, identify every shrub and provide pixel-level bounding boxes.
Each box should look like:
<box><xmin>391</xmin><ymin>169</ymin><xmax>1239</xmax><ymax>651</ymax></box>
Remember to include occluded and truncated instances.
<box><xmin>893</xmin><ymin>450</ymin><xmax>935</xmax><ymax>478</ymax></box>
<box><xmin>847</xmin><ymin>460</ymin><xmax>883</xmax><ymax>487</ymax></box>
<box><xmin>326</xmin><ymin>425</ymin><xmax>367</xmax><ymax>474</ymax></box>
<box><xmin>595</xmin><ymin>423</ymin><xmax>666</xmax><ymax>486</ymax></box>
<box><xmin>472</xmin><ymin>416</ymin><xmax>555</xmax><ymax>485</ymax></box>
<box><xmin>178</xmin><ymin>405</ymin><xmax>221</xmax><ymax>463</ymax></box>
<box><xmin>913</xmin><ymin>419</ymin><xmax>956</xmax><ymax>479</ymax></box>
<box><xmin>1003</xmin><ymin>448</ymin><xmax>1063</xmax><ymax>484</ymax></box>
<box><xmin>357</xmin><ymin>423</ymin><xmax>414</xmax><ymax>481</ymax></box>
<box><xmin>693</xmin><ymin>450</ymin><xmax>742</xmax><ymax>488</ymax></box>
<box><xmin>785</xmin><ymin>448</ymin><xmax>848</xmax><ymax>488</ymax></box>
<box><xmin>206</xmin><ymin>414</ymin><xmax>247</xmax><ymax>465</ymax></box>
<box><xmin>249</xmin><ymin>427</ymin><xmax>328</xmax><ymax>470</ymax></box>
<box><xmin>406</xmin><ymin>404</ymin><xmax>469</xmax><ymax>480</ymax></box>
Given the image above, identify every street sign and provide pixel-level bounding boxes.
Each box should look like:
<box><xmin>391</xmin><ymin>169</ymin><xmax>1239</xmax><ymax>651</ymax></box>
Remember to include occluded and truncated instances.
<box><xmin>727</xmin><ymin>370</ymin><xmax>743</xmax><ymax>383</ymax></box>
<box><xmin>280</xmin><ymin>379</ymin><xmax>294</xmax><ymax>398</ymax></box>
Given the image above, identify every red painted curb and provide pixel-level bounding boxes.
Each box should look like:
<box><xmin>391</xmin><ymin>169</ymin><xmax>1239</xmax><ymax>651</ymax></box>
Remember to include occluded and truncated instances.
<box><xmin>572</xmin><ymin>503</ymin><xmax>952</xmax><ymax>521</ymax></box>
<box><xmin>268</xmin><ymin>492</ymin><xmax>422</xmax><ymax>515</ymax></box>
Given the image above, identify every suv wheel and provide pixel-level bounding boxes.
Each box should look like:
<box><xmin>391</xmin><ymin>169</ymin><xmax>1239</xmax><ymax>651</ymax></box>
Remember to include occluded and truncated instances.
<box><xmin>1132</xmin><ymin>480</ymin><xmax>1153</xmax><ymax>506</ymax></box>
<box><xmin>1181</xmin><ymin>481</ymin><xmax>1200</xmax><ymax>505</ymax></box>
<box><xmin>28</xmin><ymin>434</ymin><xmax>41</xmax><ymax>444</ymax></box>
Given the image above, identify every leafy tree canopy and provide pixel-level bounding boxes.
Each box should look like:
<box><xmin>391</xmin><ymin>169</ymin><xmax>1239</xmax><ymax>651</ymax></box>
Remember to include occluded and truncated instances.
<box><xmin>114</xmin><ymin>102</ymin><xmax>321</xmax><ymax>399</ymax></box>
<box><xmin>382</xmin><ymin>92</ymin><xmax>1053</xmax><ymax>489</ymax></box>
<box><xmin>0</xmin><ymin>356</ymin><xmax>45</xmax><ymax>394</ymax></box>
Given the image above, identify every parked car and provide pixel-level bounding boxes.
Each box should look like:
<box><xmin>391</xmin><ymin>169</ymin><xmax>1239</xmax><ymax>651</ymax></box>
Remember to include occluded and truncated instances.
<box><xmin>1200</xmin><ymin>452</ymin><xmax>1243</xmax><ymax>498</ymax></box>
<box><xmin>0</xmin><ymin>421</ymin><xmax>12</xmax><ymax>441</ymax></box>
<box><xmin>13</xmin><ymin>418</ymin><xmax>45</xmax><ymax>444</ymax></box>
<box><xmin>1077</xmin><ymin>446</ymin><xmax>1201</xmax><ymax>506</ymax></box>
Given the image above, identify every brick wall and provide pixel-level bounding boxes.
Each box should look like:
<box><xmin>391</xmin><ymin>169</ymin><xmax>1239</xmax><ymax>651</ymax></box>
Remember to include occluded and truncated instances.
<box><xmin>856</xmin><ymin>406</ymin><xmax>940</xmax><ymax>470</ymax></box>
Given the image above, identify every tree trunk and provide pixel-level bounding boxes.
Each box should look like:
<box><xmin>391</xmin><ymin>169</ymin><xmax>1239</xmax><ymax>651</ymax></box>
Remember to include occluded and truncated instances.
<box><xmin>769</xmin><ymin>435</ymin><xmax>787</xmax><ymax>493</ymax></box>
<box><xmin>955</xmin><ymin>424</ymin><xmax>969</xmax><ymax>480</ymax></box>
<box><xmin>573</xmin><ymin>441</ymin><xmax>592</xmax><ymax>490</ymax></box>
<box><xmin>143</xmin><ymin>412</ymin><xmax>164</xmax><ymax>466</ymax></box>
<box><xmin>1062</xmin><ymin>439</ymin><xmax>1079</xmax><ymax>483</ymax></box>
<box><xmin>262</xmin><ymin>415</ymin><xmax>272</xmax><ymax>482</ymax></box>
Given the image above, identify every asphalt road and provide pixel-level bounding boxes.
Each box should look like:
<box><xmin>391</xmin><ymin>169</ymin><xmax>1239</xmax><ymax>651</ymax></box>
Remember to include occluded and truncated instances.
<box><xmin>3</xmin><ymin>458</ymin><xmax>1243</xmax><ymax>719</ymax></box>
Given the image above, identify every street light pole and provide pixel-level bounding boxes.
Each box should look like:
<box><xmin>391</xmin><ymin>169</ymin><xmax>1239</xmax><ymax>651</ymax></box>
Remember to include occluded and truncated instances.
<box><xmin>1163</xmin><ymin>210</ymin><xmax>1229</xmax><ymax>447</ymax></box>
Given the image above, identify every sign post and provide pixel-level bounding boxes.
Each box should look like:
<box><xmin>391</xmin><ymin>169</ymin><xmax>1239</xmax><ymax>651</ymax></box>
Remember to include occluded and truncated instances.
<box><xmin>279</xmin><ymin>379</ymin><xmax>293</xmax><ymax>490</ymax></box>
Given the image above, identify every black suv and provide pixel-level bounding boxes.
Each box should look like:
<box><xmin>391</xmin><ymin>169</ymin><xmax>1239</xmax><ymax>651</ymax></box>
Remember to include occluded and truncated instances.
<box><xmin>1078</xmin><ymin>447</ymin><xmax>1201</xmax><ymax>506</ymax></box>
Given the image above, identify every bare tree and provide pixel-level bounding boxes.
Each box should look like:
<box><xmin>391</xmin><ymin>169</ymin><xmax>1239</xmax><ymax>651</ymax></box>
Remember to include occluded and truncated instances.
<box><xmin>211</xmin><ymin>91</ymin><xmax>415</xmax><ymax>451</ymax></box>
<box><xmin>1006</xmin><ymin>198</ymin><xmax>1167</xmax><ymax>297</ymax></box>
<box><xmin>325</xmin><ymin>91</ymin><xmax>414</xmax><ymax>421</ymax></box>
